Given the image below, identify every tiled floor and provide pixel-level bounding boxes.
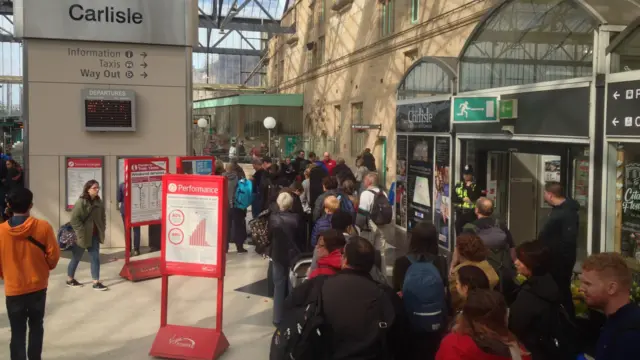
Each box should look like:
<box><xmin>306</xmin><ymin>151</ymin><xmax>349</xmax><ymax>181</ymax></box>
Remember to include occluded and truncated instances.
<box><xmin>0</xmin><ymin>249</ymin><xmax>275</xmax><ymax>360</ymax></box>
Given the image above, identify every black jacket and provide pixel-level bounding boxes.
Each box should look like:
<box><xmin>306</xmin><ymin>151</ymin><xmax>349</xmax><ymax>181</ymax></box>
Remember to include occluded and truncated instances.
<box><xmin>508</xmin><ymin>273</ymin><xmax>561</xmax><ymax>360</ymax></box>
<box><xmin>537</xmin><ymin>198</ymin><xmax>580</xmax><ymax>283</ymax></box>
<box><xmin>313</xmin><ymin>189</ymin><xmax>339</xmax><ymax>222</ymax></box>
<box><xmin>333</xmin><ymin>163</ymin><xmax>356</xmax><ymax>186</ymax></box>
<box><xmin>321</xmin><ymin>269</ymin><xmax>409</xmax><ymax>360</ymax></box>
<box><xmin>362</xmin><ymin>153</ymin><xmax>376</xmax><ymax>172</ymax></box>
<box><xmin>309</xmin><ymin>166</ymin><xmax>328</xmax><ymax>211</ymax></box>
<box><xmin>268</xmin><ymin>211</ymin><xmax>304</xmax><ymax>268</ymax></box>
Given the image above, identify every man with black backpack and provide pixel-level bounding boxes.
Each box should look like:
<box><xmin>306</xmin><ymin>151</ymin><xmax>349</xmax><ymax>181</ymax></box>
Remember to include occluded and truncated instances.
<box><xmin>461</xmin><ymin>197</ymin><xmax>517</xmax><ymax>299</ymax></box>
<box><xmin>357</xmin><ymin>173</ymin><xmax>394</xmax><ymax>277</ymax></box>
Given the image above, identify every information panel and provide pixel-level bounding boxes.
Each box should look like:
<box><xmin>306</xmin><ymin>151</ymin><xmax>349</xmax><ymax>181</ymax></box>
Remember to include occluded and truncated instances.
<box><xmin>176</xmin><ymin>156</ymin><xmax>215</xmax><ymax>175</ymax></box>
<box><xmin>125</xmin><ymin>157</ymin><xmax>168</xmax><ymax>226</ymax></box>
<box><xmin>81</xmin><ymin>88</ymin><xmax>136</xmax><ymax>131</ymax></box>
<box><xmin>65</xmin><ymin>156</ymin><xmax>103</xmax><ymax>209</ymax></box>
<box><xmin>161</xmin><ymin>174</ymin><xmax>227</xmax><ymax>278</ymax></box>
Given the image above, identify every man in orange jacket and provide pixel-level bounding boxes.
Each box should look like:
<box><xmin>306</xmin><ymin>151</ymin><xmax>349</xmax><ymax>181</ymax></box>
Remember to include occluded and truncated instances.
<box><xmin>0</xmin><ymin>187</ymin><xmax>60</xmax><ymax>360</ymax></box>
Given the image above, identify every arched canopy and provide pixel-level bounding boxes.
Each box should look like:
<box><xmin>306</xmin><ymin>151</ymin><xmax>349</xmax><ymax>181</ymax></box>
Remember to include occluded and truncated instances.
<box><xmin>458</xmin><ymin>0</ymin><xmax>640</xmax><ymax>92</ymax></box>
<box><xmin>397</xmin><ymin>57</ymin><xmax>458</xmax><ymax>100</ymax></box>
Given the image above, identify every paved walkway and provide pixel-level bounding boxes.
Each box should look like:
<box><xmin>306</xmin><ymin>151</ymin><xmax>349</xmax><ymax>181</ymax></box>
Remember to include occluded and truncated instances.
<box><xmin>0</xmin><ymin>248</ymin><xmax>274</xmax><ymax>360</ymax></box>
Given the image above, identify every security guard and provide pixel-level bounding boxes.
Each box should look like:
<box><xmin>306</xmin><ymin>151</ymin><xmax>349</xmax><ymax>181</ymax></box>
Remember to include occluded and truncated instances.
<box><xmin>453</xmin><ymin>165</ymin><xmax>482</xmax><ymax>236</ymax></box>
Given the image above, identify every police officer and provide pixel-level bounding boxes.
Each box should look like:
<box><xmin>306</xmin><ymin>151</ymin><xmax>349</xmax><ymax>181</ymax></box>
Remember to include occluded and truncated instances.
<box><xmin>453</xmin><ymin>165</ymin><xmax>482</xmax><ymax>236</ymax></box>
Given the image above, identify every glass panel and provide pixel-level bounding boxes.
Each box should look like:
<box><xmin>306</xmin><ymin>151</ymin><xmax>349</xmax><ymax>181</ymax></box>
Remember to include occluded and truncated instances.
<box><xmin>569</xmin><ymin>146</ymin><xmax>589</xmax><ymax>262</ymax></box>
<box><xmin>398</xmin><ymin>61</ymin><xmax>451</xmax><ymax>99</ymax></box>
<box><xmin>608</xmin><ymin>142</ymin><xmax>640</xmax><ymax>273</ymax></box>
<box><xmin>612</xmin><ymin>28</ymin><xmax>640</xmax><ymax>73</ymax></box>
<box><xmin>459</xmin><ymin>0</ymin><xmax>597</xmax><ymax>91</ymax></box>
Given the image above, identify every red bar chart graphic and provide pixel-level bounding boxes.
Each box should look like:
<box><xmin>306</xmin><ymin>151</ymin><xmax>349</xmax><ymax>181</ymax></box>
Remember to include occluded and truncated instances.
<box><xmin>189</xmin><ymin>218</ymin><xmax>212</xmax><ymax>247</ymax></box>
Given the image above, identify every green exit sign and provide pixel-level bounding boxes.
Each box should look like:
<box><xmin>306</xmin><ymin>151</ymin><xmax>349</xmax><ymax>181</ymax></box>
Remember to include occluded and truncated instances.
<box><xmin>452</xmin><ymin>96</ymin><xmax>499</xmax><ymax>123</ymax></box>
<box><xmin>499</xmin><ymin>99</ymin><xmax>518</xmax><ymax>119</ymax></box>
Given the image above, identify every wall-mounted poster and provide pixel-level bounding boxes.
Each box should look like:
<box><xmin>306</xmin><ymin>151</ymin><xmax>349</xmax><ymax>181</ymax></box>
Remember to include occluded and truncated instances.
<box><xmin>396</xmin><ymin>135</ymin><xmax>408</xmax><ymax>228</ymax></box>
<box><xmin>541</xmin><ymin>155</ymin><xmax>561</xmax><ymax>208</ymax></box>
<box><xmin>66</xmin><ymin>157</ymin><xmax>104</xmax><ymax>210</ymax></box>
<box><xmin>434</xmin><ymin>137</ymin><xmax>451</xmax><ymax>249</ymax></box>
<box><xmin>573</xmin><ymin>158</ymin><xmax>589</xmax><ymax>208</ymax></box>
<box><xmin>396</xmin><ymin>100</ymin><xmax>450</xmax><ymax>133</ymax></box>
<box><xmin>407</xmin><ymin>136</ymin><xmax>434</xmax><ymax>230</ymax></box>
<box><xmin>622</xmin><ymin>162</ymin><xmax>640</xmax><ymax>260</ymax></box>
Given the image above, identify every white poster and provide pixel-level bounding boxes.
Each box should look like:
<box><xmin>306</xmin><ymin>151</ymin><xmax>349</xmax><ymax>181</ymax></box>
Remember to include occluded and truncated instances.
<box><xmin>129</xmin><ymin>160</ymin><xmax>167</xmax><ymax>224</ymax></box>
<box><xmin>164</xmin><ymin>187</ymin><xmax>219</xmax><ymax>265</ymax></box>
<box><xmin>66</xmin><ymin>157</ymin><xmax>103</xmax><ymax>209</ymax></box>
<box><xmin>541</xmin><ymin>155</ymin><xmax>562</xmax><ymax>208</ymax></box>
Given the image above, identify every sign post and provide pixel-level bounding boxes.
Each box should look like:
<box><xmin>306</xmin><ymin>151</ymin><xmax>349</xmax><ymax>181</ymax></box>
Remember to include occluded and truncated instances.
<box><xmin>120</xmin><ymin>157</ymin><xmax>169</xmax><ymax>281</ymax></box>
<box><xmin>149</xmin><ymin>174</ymin><xmax>229</xmax><ymax>360</ymax></box>
<box><xmin>606</xmin><ymin>81</ymin><xmax>640</xmax><ymax>136</ymax></box>
<box><xmin>176</xmin><ymin>156</ymin><xmax>216</xmax><ymax>175</ymax></box>
<box><xmin>452</xmin><ymin>96</ymin><xmax>499</xmax><ymax>123</ymax></box>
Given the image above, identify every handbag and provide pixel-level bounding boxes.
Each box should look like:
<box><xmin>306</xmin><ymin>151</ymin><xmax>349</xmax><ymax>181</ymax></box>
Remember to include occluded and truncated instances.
<box><xmin>249</xmin><ymin>209</ymin><xmax>271</xmax><ymax>254</ymax></box>
<box><xmin>57</xmin><ymin>205</ymin><xmax>97</xmax><ymax>250</ymax></box>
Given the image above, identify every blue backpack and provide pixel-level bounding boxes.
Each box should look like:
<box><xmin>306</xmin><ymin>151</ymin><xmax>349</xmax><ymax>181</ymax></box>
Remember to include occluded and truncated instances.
<box><xmin>234</xmin><ymin>178</ymin><xmax>253</xmax><ymax>209</ymax></box>
<box><xmin>336</xmin><ymin>192</ymin><xmax>356</xmax><ymax>220</ymax></box>
<box><xmin>402</xmin><ymin>255</ymin><xmax>447</xmax><ymax>332</ymax></box>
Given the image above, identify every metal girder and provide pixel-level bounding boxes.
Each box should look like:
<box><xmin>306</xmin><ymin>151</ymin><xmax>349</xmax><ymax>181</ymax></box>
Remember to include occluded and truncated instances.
<box><xmin>193</xmin><ymin>82</ymin><xmax>265</xmax><ymax>91</ymax></box>
<box><xmin>199</xmin><ymin>16</ymin><xmax>295</xmax><ymax>33</ymax></box>
<box><xmin>0</xmin><ymin>33</ymin><xmax>17</xmax><ymax>42</ymax></box>
<box><xmin>193</xmin><ymin>46</ymin><xmax>263</xmax><ymax>56</ymax></box>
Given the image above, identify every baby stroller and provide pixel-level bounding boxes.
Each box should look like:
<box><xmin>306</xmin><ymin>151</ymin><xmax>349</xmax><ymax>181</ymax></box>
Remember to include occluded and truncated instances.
<box><xmin>289</xmin><ymin>252</ymin><xmax>314</xmax><ymax>289</ymax></box>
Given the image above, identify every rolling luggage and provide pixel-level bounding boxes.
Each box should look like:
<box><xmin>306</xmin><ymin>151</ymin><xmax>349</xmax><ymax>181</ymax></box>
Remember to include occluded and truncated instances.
<box><xmin>289</xmin><ymin>252</ymin><xmax>314</xmax><ymax>289</ymax></box>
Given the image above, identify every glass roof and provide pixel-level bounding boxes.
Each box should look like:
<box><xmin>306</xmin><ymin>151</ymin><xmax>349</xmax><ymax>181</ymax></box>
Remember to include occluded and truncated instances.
<box><xmin>198</xmin><ymin>0</ymin><xmax>289</xmax><ymax>20</ymax></box>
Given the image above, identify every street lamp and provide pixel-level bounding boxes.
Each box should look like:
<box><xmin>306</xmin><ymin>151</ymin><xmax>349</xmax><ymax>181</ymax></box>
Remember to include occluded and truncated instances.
<box><xmin>194</xmin><ymin>118</ymin><xmax>208</xmax><ymax>156</ymax></box>
<box><xmin>263</xmin><ymin>116</ymin><xmax>276</xmax><ymax>157</ymax></box>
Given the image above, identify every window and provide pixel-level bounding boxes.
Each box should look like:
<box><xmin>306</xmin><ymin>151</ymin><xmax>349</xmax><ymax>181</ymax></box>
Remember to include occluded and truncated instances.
<box><xmin>334</xmin><ymin>105</ymin><xmax>342</xmax><ymax>147</ymax></box>
<box><xmin>319</xmin><ymin>0</ymin><xmax>326</xmax><ymax>23</ymax></box>
<box><xmin>411</xmin><ymin>0</ymin><xmax>419</xmax><ymax>23</ymax></box>
<box><xmin>380</xmin><ymin>0</ymin><xmax>394</xmax><ymax>37</ymax></box>
<box><xmin>307</xmin><ymin>48</ymin><xmax>313</xmax><ymax>70</ymax></box>
<box><xmin>316</xmin><ymin>36</ymin><xmax>325</xmax><ymax>66</ymax></box>
<box><xmin>278</xmin><ymin>59</ymin><xmax>285</xmax><ymax>85</ymax></box>
<box><xmin>350</xmin><ymin>102</ymin><xmax>365</xmax><ymax>156</ymax></box>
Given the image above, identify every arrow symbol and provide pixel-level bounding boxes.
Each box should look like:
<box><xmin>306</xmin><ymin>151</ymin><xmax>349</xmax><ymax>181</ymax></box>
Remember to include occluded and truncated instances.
<box><xmin>614</xmin><ymin>91</ymin><xmax>620</xmax><ymax>100</ymax></box>
<box><xmin>141</xmin><ymin>72</ymin><xmax>148</xmax><ymax>78</ymax></box>
<box><xmin>612</xmin><ymin>117</ymin><xmax>619</xmax><ymax>126</ymax></box>
<box><xmin>141</xmin><ymin>62</ymin><xmax>148</xmax><ymax>68</ymax></box>
<box><xmin>141</xmin><ymin>52</ymin><xmax>147</xmax><ymax>58</ymax></box>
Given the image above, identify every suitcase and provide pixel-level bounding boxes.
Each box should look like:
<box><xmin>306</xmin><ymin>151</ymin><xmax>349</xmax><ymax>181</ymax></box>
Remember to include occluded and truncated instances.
<box><xmin>289</xmin><ymin>252</ymin><xmax>314</xmax><ymax>289</ymax></box>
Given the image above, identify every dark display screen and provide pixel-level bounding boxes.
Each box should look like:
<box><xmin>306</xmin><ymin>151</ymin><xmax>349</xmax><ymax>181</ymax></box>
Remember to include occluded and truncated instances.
<box><xmin>84</xmin><ymin>99</ymin><xmax>133</xmax><ymax>128</ymax></box>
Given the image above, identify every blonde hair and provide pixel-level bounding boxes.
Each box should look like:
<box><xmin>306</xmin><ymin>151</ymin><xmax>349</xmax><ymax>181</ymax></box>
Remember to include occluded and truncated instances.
<box><xmin>276</xmin><ymin>192</ymin><xmax>294</xmax><ymax>212</ymax></box>
<box><xmin>324</xmin><ymin>196</ymin><xmax>340</xmax><ymax>213</ymax></box>
<box><xmin>582</xmin><ymin>252</ymin><xmax>632</xmax><ymax>290</ymax></box>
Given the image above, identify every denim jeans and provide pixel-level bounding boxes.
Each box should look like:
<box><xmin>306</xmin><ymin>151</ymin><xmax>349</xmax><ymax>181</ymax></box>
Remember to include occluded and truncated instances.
<box><xmin>67</xmin><ymin>235</ymin><xmax>101</xmax><ymax>281</ymax></box>
<box><xmin>271</xmin><ymin>261</ymin><xmax>289</xmax><ymax>325</ymax></box>
<box><xmin>121</xmin><ymin>213</ymin><xmax>141</xmax><ymax>250</ymax></box>
<box><xmin>6</xmin><ymin>289</ymin><xmax>47</xmax><ymax>360</ymax></box>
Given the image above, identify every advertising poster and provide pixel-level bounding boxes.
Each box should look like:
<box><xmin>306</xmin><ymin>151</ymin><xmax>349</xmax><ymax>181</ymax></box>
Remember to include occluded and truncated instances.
<box><xmin>407</xmin><ymin>136</ymin><xmax>434</xmax><ymax>230</ymax></box>
<box><xmin>541</xmin><ymin>155</ymin><xmax>561</xmax><ymax>208</ymax></box>
<box><xmin>396</xmin><ymin>135</ymin><xmax>408</xmax><ymax>228</ymax></box>
<box><xmin>622</xmin><ymin>162</ymin><xmax>640</xmax><ymax>260</ymax></box>
<box><xmin>126</xmin><ymin>158</ymin><xmax>168</xmax><ymax>226</ymax></box>
<box><xmin>66</xmin><ymin>157</ymin><xmax>103</xmax><ymax>209</ymax></box>
<box><xmin>396</xmin><ymin>100</ymin><xmax>450</xmax><ymax>133</ymax></box>
<box><xmin>434</xmin><ymin>137</ymin><xmax>451</xmax><ymax>249</ymax></box>
<box><xmin>573</xmin><ymin>158</ymin><xmax>589</xmax><ymax>207</ymax></box>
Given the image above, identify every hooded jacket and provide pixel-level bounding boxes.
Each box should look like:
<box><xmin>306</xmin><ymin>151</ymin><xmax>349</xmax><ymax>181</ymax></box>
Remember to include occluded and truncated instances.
<box><xmin>0</xmin><ymin>216</ymin><xmax>60</xmax><ymax>296</ymax></box>
<box><xmin>437</xmin><ymin>333</ymin><xmax>532</xmax><ymax>360</ymax></box>
<box><xmin>222</xmin><ymin>170</ymin><xmax>239</xmax><ymax>207</ymax></box>
<box><xmin>308</xmin><ymin>249</ymin><xmax>342</xmax><ymax>279</ymax></box>
<box><xmin>537</xmin><ymin>198</ymin><xmax>580</xmax><ymax>280</ymax></box>
<box><xmin>508</xmin><ymin>273</ymin><xmax>560</xmax><ymax>360</ymax></box>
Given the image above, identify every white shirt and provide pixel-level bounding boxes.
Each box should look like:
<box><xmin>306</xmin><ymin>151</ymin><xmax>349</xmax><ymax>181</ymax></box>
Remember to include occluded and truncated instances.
<box><xmin>229</xmin><ymin>146</ymin><xmax>237</xmax><ymax>157</ymax></box>
<box><xmin>358</xmin><ymin>186</ymin><xmax>382</xmax><ymax>213</ymax></box>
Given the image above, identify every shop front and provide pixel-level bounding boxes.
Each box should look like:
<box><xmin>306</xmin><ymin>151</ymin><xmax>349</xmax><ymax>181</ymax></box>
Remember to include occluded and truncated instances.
<box><xmin>602</xmin><ymin>19</ymin><xmax>640</xmax><ymax>275</ymax></box>
<box><xmin>448</xmin><ymin>0</ymin><xmax>640</xmax><ymax>260</ymax></box>
<box><xmin>396</xmin><ymin>56</ymin><xmax>456</xmax><ymax>251</ymax></box>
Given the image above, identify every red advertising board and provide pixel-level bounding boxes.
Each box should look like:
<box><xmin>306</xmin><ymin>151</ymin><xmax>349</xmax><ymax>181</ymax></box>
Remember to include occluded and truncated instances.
<box><xmin>176</xmin><ymin>156</ymin><xmax>215</xmax><ymax>175</ymax></box>
<box><xmin>149</xmin><ymin>174</ymin><xmax>229</xmax><ymax>360</ymax></box>
<box><xmin>65</xmin><ymin>157</ymin><xmax>104</xmax><ymax>210</ymax></box>
<box><xmin>119</xmin><ymin>157</ymin><xmax>169</xmax><ymax>282</ymax></box>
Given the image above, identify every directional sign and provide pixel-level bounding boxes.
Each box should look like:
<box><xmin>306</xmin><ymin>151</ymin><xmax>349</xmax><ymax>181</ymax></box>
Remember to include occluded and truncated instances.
<box><xmin>452</xmin><ymin>96</ymin><xmax>499</xmax><ymax>123</ymax></box>
<box><xmin>606</xmin><ymin>80</ymin><xmax>640</xmax><ymax>136</ymax></box>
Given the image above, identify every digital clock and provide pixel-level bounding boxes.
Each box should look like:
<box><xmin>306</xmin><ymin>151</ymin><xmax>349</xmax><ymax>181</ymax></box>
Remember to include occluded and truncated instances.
<box><xmin>82</xmin><ymin>89</ymin><xmax>136</xmax><ymax>131</ymax></box>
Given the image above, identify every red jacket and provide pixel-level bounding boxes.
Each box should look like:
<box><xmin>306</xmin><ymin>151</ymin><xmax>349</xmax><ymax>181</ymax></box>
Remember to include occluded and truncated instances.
<box><xmin>323</xmin><ymin>159</ymin><xmax>337</xmax><ymax>175</ymax></box>
<box><xmin>309</xmin><ymin>249</ymin><xmax>342</xmax><ymax>279</ymax></box>
<box><xmin>436</xmin><ymin>333</ymin><xmax>531</xmax><ymax>360</ymax></box>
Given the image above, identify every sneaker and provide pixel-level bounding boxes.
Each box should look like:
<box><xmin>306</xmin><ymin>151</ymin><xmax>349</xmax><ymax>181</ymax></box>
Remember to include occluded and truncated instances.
<box><xmin>66</xmin><ymin>279</ymin><xmax>83</xmax><ymax>288</ymax></box>
<box><xmin>132</xmin><ymin>249</ymin><xmax>140</xmax><ymax>257</ymax></box>
<box><xmin>93</xmin><ymin>282</ymin><xmax>108</xmax><ymax>291</ymax></box>
<box><xmin>237</xmin><ymin>248</ymin><xmax>248</xmax><ymax>254</ymax></box>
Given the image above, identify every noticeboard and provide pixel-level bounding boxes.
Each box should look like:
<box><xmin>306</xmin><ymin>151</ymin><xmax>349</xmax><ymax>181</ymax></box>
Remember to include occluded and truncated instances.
<box><xmin>606</xmin><ymin>80</ymin><xmax>640</xmax><ymax>136</ymax></box>
<box><xmin>124</xmin><ymin>157</ymin><xmax>168</xmax><ymax>226</ymax></box>
<box><xmin>161</xmin><ymin>174</ymin><xmax>227</xmax><ymax>278</ymax></box>
<box><xmin>65</xmin><ymin>156</ymin><xmax>104</xmax><ymax>210</ymax></box>
<box><xmin>176</xmin><ymin>156</ymin><xmax>215</xmax><ymax>175</ymax></box>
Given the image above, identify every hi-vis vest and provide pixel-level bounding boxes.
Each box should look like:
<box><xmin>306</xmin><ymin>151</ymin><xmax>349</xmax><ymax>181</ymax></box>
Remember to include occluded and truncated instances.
<box><xmin>455</xmin><ymin>182</ymin><xmax>476</xmax><ymax>209</ymax></box>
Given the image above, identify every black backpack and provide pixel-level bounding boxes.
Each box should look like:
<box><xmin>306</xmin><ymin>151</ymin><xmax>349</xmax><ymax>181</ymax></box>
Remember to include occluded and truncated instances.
<box><xmin>530</xmin><ymin>291</ymin><xmax>579</xmax><ymax>359</ymax></box>
<box><xmin>270</xmin><ymin>278</ymin><xmax>329</xmax><ymax>360</ymax></box>
<box><xmin>368</xmin><ymin>190</ymin><xmax>392</xmax><ymax>226</ymax></box>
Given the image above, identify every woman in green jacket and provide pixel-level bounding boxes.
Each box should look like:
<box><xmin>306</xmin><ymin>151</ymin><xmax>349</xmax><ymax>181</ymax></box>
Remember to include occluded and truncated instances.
<box><xmin>67</xmin><ymin>180</ymin><xmax>107</xmax><ymax>291</ymax></box>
